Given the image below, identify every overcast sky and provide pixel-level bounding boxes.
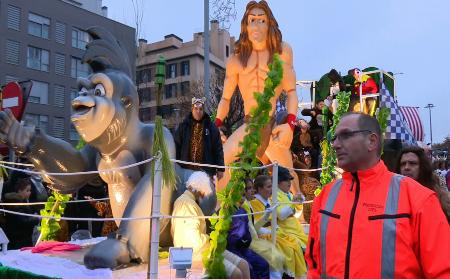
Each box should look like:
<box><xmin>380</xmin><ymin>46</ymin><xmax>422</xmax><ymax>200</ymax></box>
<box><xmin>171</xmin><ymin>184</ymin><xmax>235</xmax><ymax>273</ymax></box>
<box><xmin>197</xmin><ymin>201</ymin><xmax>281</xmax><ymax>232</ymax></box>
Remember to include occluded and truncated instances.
<box><xmin>104</xmin><ymin>0</ymin><xmax>450</xmax><ymax>144</ymax></box>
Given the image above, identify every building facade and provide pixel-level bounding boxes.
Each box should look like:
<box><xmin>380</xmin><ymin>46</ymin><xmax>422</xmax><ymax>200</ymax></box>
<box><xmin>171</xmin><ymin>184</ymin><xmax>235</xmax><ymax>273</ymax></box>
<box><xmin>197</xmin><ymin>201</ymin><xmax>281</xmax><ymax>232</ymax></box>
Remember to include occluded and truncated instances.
<box><xmin>0</xmin><ymin>0</ymin><xmax>135</xmax><ymax>144</ymax></box>
<box><xmin>136</xmin><ymin>20</ymin><xmax>234</xmax><ymax>131</ymax></box>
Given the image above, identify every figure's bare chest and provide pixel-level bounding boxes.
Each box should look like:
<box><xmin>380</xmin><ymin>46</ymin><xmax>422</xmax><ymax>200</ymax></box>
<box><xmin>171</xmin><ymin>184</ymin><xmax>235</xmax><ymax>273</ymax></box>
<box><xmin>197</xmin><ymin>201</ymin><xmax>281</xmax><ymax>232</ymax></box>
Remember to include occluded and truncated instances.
<box><xmin>240</xmin><ymin>50</ymin><xmax>270</xmax><ymax>76</ymax></box>
<box><xmin>98</xmin><ymin>149</ymin><xmax>142</xmax><ymax>187</ymax></box>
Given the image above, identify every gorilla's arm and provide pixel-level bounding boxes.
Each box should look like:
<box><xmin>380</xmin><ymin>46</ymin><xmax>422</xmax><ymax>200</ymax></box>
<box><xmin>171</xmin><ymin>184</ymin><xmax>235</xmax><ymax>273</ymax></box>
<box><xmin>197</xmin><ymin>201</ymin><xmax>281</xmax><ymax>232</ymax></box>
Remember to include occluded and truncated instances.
<box><xmin>0</xmin><ymin>110</ymin><xmax>97</xmax><ymax>191</ymax></box>
<box><xmin>28</xmin><ymin>131</ymin><xmax>98</xmax><ymax>190</ymax></box>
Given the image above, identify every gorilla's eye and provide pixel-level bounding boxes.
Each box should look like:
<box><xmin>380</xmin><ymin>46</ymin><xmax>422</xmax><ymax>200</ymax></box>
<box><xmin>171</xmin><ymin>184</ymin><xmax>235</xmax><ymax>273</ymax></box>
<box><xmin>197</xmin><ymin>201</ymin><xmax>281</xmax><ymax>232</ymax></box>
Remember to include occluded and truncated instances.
<box><xmin>94</xmin><ymin>84</ymin><xmax>106</xmax><ymax>97</ymax></box>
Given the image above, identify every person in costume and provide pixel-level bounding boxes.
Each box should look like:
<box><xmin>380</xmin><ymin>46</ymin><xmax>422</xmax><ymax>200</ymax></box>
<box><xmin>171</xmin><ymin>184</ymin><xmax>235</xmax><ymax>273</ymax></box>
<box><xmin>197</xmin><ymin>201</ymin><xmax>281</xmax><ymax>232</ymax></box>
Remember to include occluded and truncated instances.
<box><xmin>242</xmin><ymin>179</ymin><xmax>285</xmax><ymax>279</ymax></box>
<box><xmin>275</xmin><ymin>167</ymin><xmax>308</xmax><ymax>278</ymax></box>
<box><xmin>250</xmin><ymin>173</ymin><xmax>308</xmax><ymax>278</ymax></box>
<box><xmin>171</xmin><ymin>171</ymin><xmax>251</xmax><ymax>279</ymax></box>
<box><xmin>348</xmin><ymin>68</ymin><xmax>378</xmax><ymax>115</ymax></box>
<box><xmin>227</xmin><ymin>196</ymin><xmax>270</xmax><ymax>279</ymax></box>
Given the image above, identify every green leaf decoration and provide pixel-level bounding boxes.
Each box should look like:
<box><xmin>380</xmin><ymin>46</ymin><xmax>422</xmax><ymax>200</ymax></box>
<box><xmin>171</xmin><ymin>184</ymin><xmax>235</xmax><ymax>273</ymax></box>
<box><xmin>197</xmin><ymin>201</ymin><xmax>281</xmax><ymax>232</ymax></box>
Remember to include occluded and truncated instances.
<box><xmin>317</xmin><ymin>91</ymin><xmax>351</xmax><ymax>195</ymax></box>
<box><xmin>38</xmin><ymin>138</ymin><xmax>87</xmax><ymax>241</ymax></box>
<box><xmin>203</xmin><ymin>54</ymin><xmax>283</xmax><ymax>278</ymax></box>
<box><xmin>151</xmin><ymin>116</ymin><xmax>177</xmax><ymax>189</ymax></box>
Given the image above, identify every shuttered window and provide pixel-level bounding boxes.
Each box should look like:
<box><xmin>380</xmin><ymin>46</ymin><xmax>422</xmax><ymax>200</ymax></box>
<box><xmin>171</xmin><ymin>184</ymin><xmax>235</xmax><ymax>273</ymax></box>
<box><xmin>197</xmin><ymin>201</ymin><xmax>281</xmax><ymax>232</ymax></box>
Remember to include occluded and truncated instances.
<box><xmin>5</xmin><ymin>76</ymin><xmax>19</xmax><ymax>84</ymax></box>
<box><xmin>54</xmin><ymin>85</ymin><xmax>65</xmax><ymax>107</ymax></box>
<box><xmin>53</xmin><ymin>117</ymin><xmax>65</xmax><ymax>138</ymax></box>
<box><xmin>6</xmin><ymin>40</ymin><xmax>20</xmax><ymax>65</ymax></box>
<box><xmin>7</xmin><ymin>5</ymin><xmax>21</xmax><ymax>31</ymax></box>
<box><xmin>55</xmin><ymin>22</ymin><xmax>66</xmax><ymax>44</ymax></box>
<box><xmin>55</xmin><ymin>53</ymin><xmax>65</xmax><ymax>75</ymax></box>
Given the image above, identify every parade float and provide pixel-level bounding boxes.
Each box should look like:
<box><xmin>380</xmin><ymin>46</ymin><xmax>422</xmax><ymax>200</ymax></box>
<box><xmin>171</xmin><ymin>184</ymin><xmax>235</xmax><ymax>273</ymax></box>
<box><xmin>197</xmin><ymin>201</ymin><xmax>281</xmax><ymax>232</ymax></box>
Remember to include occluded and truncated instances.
<box><xmin>0</xmin><ymin>1</ymin><xmax>426</xmax><ymax>278</ymax></box>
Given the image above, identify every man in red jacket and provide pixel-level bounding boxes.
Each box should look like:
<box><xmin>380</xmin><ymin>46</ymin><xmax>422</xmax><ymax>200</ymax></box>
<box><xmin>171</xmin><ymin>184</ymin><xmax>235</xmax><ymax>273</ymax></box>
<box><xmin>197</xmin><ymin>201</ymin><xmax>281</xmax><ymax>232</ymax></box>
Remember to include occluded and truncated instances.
<box><xmin>306</xmin><ymin>112</ymin><xmax>450</xmax><ymax>278</ymax></box>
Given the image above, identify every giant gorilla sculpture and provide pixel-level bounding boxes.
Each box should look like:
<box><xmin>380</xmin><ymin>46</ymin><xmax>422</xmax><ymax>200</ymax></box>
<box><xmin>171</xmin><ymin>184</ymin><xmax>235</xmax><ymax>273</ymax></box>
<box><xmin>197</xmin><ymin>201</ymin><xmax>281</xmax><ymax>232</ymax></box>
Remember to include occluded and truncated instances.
<box><xmin>0</xmin><ymin>27</ymin><xmax>215</xmax><ymax>269</ymax></box>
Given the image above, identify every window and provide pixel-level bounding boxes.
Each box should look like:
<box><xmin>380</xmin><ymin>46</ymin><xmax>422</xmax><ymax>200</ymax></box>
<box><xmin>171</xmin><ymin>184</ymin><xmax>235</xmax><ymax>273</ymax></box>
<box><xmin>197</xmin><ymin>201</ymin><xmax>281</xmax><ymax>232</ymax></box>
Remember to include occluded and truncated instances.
<box><xmin>6</xmin><ymin>40</ymin><xmax>20</xmax><ymax>65</ymax></box>
<box><xmin>164</xmin><ymin>84</ymin><xmax>176</xmax><ymax>99</ymax></box>
<box><xmin>54</xmin><ymin>85</ymin><xmax>65</xmax><ymax>107</ymax></box>
<box><xmin>136</xmin><ymin>68</ymin><xmax>151</xmax><ymax>84</ymax></box>
<box><xmin>226</xmin><ymin>45</ymin><xmax>230</xmax><ymax>57</ymax></box>
<box><xmin>71</xmin><ymin>57</ymin><xmax>90</xmax><ymax>78</ymax></box>
<box><xmin>181</xmin><ymin>61</ymin><xmax>190</xmax><ymax>76</ymax></box>
<box><xmin>55</xmin><ymin>22</ymin><xmax>66</xmax><ymax>44</ymax></box>
<box><xmin>24</xmin><ymin>114</ymin><xmax>48</xmax><ymax>132</ymax></box>
<box><xmin>72</xmin><ymin>28</ymin><xmax>90</xmax><ymax>49</ymax></box>
<box><xmin>53</xmin><ymin>117</ymin><xmax>65</xmax><ymax>138</ymax></box>
<box><xmin>5</xmin><ymin>76</ymin><xmax>19</xmax><ymax>84</ymax></box>
<box><xmin>180</xmin><ymin>81</ymin><xmax>190</xmax><ymax>95</ymax></box>
<box><xmin>166</xmin><ymin>63</ymin><xmax>177</xmax><ymax>79</ymax></box>
<box><xmin>29</xmin><ymin>81</ymin><xmax>49</xmax><ymax>104</ymax></box>
<box><xmin>28</xmin><ymin>13</ymin><xmax>50</xmax><ymax>39</ymax></box>
<box><xmin>70</xmin><ymin>124</ymin><xmax>79</xmax><ymax>141</ymax></box>
<box><xmin>138</xmin><ymin>88</ymin><xmax>152</xmax><ymax>104</ymax></box>
<box><xmin>55</xmin><ymin>53</ymin><xmax>65</xmax><ymax>75</ymax></box>
<box><xmin>7</xmin><ymin>5</ymin><xmax>21</xmax><ymax>31</ymax></box>
<box><xmin>27</xmin><ymin>46</ymin><xmax>49</xmax><ymax>72</ymax></box>
<box><xmin>70</xmin><ymin>88</ymin><xmax>78</xmax><ymax>101</ymax></box>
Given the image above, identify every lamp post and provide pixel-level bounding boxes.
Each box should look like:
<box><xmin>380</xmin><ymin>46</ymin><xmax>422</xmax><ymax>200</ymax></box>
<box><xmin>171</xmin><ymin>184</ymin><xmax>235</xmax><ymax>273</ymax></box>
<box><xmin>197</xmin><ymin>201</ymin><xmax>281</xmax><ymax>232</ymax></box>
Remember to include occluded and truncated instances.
<box><xmin>424</xmin><ymin>104</ymin><xmax>435</xmax><ymax>146</ymax></box>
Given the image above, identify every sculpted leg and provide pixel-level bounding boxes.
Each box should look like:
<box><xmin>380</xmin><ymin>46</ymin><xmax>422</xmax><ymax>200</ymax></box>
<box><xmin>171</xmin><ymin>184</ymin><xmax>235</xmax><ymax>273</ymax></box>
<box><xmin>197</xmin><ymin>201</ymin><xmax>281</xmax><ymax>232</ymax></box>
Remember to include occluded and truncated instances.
<box><xmin>217</xmin><ymin>124</ymin><xmax>247</xmax><ymax>192</ymax></box>
<box><xmin>84</xmin><ymin>173</ymin><xmax>173</xmax><ymax>268</ymax></box>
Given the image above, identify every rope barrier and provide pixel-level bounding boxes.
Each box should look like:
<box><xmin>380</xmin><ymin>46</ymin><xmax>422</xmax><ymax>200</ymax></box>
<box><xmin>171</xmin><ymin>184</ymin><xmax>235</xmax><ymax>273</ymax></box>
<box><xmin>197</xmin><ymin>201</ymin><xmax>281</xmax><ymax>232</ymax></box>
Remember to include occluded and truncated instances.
<box><xmin>0</xmin><ymin>158</ymin><xmax>323</xmax><ymax>176</ymax></box>
<box><xmin>0</xmin><ymin>197</ymin><xmax>110</xmax><ymax>206</ymax></box>
<box><xmin>0</xmin><ymin>160</ymin><xmax>34</xmax><ymax>167</ymax></box>
<box><xmin>0</xmin><ymin>156</ymin><xmax>155</xmax><ymax>176</ymax></box>
<box><xmin>0</xmin><ymin>200</ymin><xmax>313</xmax><ymax>221</ymax></box>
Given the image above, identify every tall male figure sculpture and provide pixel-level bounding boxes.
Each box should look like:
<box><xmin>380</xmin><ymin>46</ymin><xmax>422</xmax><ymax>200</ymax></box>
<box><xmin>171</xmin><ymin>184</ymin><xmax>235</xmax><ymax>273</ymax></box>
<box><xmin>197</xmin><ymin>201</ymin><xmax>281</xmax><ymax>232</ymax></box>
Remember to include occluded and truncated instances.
<box><xmin>215</xmin><ymin>1</ymin><xmax>299</xmax><ymax>192</ymax></box>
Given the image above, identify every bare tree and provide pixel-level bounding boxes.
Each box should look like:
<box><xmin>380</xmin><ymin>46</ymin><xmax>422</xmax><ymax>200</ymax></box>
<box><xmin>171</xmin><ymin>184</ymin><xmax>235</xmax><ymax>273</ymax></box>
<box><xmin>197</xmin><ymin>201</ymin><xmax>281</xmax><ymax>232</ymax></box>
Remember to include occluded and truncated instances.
<box><xmin>210</xmin><ymin>0</ymin><xmax>237</xmax><ymax>30</ymax></box>
<box><xmin>131</xmin><ymin>0</ymin><xmax>144</xmax><ymax>44</ymax></box>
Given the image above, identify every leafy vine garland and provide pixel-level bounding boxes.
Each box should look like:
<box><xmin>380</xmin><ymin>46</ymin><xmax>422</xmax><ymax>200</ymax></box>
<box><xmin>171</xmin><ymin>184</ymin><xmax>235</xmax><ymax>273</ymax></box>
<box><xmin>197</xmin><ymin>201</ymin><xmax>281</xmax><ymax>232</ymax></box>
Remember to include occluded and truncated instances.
<box><xmin>203</xmin><ymin>54</ymin><xmax>283</xmax><ymax>278</ymax></box>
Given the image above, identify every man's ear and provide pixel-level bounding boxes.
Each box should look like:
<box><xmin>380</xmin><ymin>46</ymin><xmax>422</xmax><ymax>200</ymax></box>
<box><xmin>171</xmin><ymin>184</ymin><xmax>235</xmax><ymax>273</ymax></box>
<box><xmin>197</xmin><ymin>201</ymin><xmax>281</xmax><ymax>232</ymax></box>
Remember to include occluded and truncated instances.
<box><xmin>368</xmin><ymin>133</ymin><xmax>379</xmax><ymax>152</ymax></box>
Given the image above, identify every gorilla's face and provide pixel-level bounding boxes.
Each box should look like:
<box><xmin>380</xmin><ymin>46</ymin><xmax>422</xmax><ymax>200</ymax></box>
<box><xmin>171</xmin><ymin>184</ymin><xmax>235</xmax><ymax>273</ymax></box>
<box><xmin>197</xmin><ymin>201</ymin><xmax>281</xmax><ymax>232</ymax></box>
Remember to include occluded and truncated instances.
<box><xmin>71</xmin><ymin>73</ymin><xmax>122</xmax><ymax>143</ymax></box>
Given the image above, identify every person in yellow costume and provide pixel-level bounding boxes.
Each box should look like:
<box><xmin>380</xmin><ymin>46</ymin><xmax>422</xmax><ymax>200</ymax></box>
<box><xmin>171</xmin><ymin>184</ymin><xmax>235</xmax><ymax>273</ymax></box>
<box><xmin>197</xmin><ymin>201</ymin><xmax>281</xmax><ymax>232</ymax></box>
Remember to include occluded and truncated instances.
<box><xmin>171</xmin><ymin>171</ymin><xmax>251</xmax><ymax>279</ymax></box>
<box><xmin>250</xmin><ymin>172</ymin><xmax>308</xmax><ymax>278</ymax></box>
<box><xmin>242</xmin><ymin>178</ymin><xmax>285</xmax><ymax>279</ymax></box>
<box><xmin>215</xmin><ymin>0</ymin><xmax>300</xmax><ymax>195</ymax></box>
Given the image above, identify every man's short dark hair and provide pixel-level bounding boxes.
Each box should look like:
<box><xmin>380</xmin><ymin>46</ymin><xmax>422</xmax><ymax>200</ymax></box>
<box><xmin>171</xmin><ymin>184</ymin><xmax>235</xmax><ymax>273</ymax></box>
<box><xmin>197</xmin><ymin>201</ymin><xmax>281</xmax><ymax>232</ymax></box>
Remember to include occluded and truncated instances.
<box><xmin>341</xmin><ymin>112</ymin><xmax>382</xmax><ymax>154</ymax></box>
<box><xmin>14</xmin><ymin>177</ymin><xmax>31</xmax><ymax>193</ymax></box>
<box><xmin>254</xmin><ymin>175</ymin><xmax>271</xmax><ymax>190</ymax></box>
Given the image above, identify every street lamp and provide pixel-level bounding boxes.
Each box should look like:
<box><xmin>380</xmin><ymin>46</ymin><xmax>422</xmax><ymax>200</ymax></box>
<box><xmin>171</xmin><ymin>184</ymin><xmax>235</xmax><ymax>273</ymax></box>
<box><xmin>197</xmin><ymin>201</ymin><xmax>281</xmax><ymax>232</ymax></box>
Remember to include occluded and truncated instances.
<box><xmin>424</xmin><ymin>104</ymin><xmax>435</xmax><ymax>146</ymax></box>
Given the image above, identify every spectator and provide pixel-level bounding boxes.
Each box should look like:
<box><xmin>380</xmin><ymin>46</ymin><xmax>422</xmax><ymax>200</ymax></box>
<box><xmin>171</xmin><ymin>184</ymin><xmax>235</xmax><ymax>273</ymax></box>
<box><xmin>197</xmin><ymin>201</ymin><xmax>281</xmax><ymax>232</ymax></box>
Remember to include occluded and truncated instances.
<box><xmin>3</xmin><ymin>177</ymin><xmax>39</xmax><ymax>249</ymax></box>
<box><xmin>395</xmin><ymin>146</ymin><xmax>450</xmax><ymax>223</ymax></box>
<box><xmin>174</xmin><ymin>97</ymin><xmax>224</xmax><ymax>180</ymax></box>
<box><xmin>301</xmin><ymin>102</ymin><xmax>332</xmax><ymax>155</ymax></box>
<box><xmin>306</xmin><ymin>112</ymin><xmax>450</xmax><ymax>278</ymax></box>
<box><xmin>171</xmin><ymin>171</ymin><xmax>250</xmax><ymax>279</ymax></box>
<box><xmin>291</xmin><ymin>119</ymin><xmax>319</xmax><ymax>169</ymax></box>
<box><xmin>294</xmin><ymin>151</ymin><xmax>320</xmax><ymax>223</ymax></box>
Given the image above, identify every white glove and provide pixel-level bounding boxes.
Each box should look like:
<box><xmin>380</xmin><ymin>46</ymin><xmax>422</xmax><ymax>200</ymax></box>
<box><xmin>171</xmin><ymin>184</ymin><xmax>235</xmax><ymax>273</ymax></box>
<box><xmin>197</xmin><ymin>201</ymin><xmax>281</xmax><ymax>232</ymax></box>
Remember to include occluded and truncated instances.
<box><xmin>258</xmin><ymin>227</ymin><xmax>271</xmax><ymax>235</ymax></box>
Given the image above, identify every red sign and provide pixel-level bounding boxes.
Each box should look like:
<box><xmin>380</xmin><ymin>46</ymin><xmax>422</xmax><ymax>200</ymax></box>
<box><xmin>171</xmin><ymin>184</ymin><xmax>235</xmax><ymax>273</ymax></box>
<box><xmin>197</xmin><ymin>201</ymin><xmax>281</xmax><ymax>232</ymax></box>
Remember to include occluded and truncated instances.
<box><xmin>1</xmin><ymin>82</ymin><xmax>25</xmax><ymax>121</ymax></box>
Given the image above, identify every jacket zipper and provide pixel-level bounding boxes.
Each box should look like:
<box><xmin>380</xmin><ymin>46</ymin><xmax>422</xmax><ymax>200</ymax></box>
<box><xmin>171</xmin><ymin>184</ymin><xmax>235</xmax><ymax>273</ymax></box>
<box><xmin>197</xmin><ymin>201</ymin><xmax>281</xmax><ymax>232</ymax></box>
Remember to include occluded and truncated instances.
<box><xmin>344</xmin><ymin>173</ymin><xmax>360</xmax><ymax>279</ymax></box>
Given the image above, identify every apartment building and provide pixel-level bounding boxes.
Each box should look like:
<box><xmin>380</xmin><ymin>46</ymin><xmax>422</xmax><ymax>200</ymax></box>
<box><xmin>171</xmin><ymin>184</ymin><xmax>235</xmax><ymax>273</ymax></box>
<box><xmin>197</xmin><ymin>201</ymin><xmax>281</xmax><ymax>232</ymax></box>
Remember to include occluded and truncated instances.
<box><xmin>136</xmin><ymin>20</ymin><xmax>234</xmax><ymax>131</ymax></box>
<box><xmin>0</xmin><ymin>0</ymin><xmax>135</xmax><ymax>144</ymax></box>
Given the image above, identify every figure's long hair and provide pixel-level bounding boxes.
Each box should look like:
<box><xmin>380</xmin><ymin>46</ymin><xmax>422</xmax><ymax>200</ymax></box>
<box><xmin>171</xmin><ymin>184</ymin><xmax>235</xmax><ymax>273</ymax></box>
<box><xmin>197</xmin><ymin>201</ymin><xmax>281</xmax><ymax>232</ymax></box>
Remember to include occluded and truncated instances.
<box><xmin>395</xmin><ymin>146</ymin><xmax>437</xmax><ymax>189</ymax></box>
<box><xmin>235</xmin><ymin>0</ymin><xmax>282</xmax><ymax>67</ymax></box>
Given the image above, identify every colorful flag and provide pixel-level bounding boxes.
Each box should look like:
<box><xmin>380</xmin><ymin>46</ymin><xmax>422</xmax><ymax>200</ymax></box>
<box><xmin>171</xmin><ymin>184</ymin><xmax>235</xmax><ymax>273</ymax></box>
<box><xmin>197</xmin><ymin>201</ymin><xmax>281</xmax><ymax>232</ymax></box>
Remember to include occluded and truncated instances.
<box><xmin>399</xmin><ymin>106</ymin><xmax>425</xmax><ymax>142</ymax></box>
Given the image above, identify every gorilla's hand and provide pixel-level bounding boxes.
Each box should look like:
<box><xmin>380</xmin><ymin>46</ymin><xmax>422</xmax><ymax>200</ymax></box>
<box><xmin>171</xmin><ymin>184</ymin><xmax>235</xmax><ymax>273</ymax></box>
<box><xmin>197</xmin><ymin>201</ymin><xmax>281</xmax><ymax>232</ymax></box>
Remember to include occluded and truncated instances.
<box><xmin>0</xmin><ymin>109</ymin><xmax>35</xmax><ymax>154</ymax></box>
<box><xmin>84</xmin><ymin>237</ymin><xmax>131</xmax><ymax>269</ymax></box>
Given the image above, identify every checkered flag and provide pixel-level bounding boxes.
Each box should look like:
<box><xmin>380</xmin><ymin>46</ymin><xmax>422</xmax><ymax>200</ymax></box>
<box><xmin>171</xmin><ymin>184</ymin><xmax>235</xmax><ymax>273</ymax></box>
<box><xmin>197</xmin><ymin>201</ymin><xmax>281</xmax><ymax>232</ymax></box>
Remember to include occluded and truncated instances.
<box><xmin>379</xmin><ymin>88</ymin><xmax>416</xmax><ymax>144</ymax></box>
